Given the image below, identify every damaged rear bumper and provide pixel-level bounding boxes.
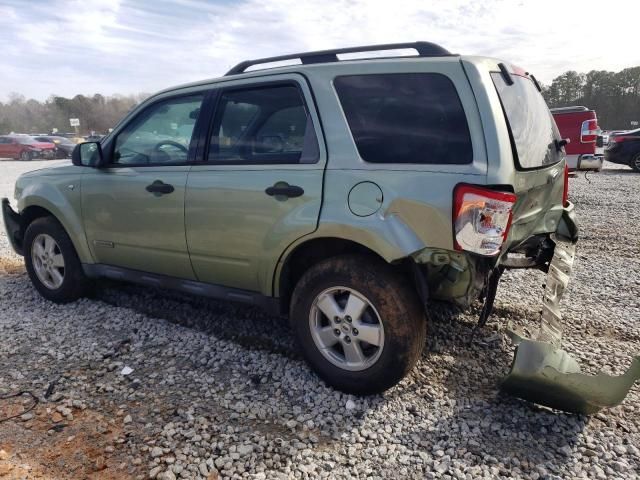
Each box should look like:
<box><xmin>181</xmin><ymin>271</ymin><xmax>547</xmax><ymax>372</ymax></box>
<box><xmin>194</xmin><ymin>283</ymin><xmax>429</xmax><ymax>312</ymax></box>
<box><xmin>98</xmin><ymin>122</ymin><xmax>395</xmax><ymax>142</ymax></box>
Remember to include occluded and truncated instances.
<box><xmin>501</xmin><ymin>202</ymin><xmax>639</xmax><ymax>414</ymax></box>
<box><xmin>2</xmin><ymin>198</ymin><xmax>24</xmax><ymax>256</ymax></box>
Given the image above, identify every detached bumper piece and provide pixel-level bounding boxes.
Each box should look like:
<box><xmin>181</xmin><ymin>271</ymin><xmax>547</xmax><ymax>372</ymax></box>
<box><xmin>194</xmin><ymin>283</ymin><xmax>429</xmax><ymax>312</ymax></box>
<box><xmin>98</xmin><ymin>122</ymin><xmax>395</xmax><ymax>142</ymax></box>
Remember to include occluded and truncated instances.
<box><xmin>502</xmin><ymin>234</ymin><xmax>640</xmax><ymax>414</ymax></box>
<box><xmin>1</xmin><ymin>198</ymin><xmax>24</xmax><ymax>256</ymax></box>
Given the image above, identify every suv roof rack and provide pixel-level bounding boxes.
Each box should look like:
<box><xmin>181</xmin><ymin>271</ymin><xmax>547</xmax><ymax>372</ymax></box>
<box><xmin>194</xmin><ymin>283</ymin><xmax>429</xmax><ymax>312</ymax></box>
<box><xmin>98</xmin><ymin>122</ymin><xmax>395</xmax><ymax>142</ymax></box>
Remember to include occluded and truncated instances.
<box><xmin>225</xmin><ymin>41</ymin><xmax>453</xmax><ymax>76</ymax></box>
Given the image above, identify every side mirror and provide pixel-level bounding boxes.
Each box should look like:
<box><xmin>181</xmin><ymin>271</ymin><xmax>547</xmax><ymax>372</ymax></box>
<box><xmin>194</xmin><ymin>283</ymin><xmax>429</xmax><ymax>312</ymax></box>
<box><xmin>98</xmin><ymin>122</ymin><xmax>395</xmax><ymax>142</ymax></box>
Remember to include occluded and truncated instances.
<box><xmin>72</xmin><ymin>142</ymin><xmax>104</xmax><ymax>167</ymax></box>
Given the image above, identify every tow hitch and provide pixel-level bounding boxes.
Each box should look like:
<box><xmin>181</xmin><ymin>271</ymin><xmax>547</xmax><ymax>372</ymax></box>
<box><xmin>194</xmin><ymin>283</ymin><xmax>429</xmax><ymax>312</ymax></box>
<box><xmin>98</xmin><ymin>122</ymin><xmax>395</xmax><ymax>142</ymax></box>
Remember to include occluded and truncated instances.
<box><xmin>501</xmin><ymin>234</ymin><xmax>640</xmax><ymax>414</ymax></box>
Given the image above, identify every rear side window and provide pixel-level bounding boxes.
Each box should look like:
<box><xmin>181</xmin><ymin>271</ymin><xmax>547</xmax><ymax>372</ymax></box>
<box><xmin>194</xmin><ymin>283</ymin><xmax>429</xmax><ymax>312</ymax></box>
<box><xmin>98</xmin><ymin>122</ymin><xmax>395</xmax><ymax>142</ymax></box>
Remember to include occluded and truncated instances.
<box><xmin>209</xmin><ymin>84</ymin><xmax>319</xmax><ymax>164</ymax></box>
<box><xmin>491</xmin><ymin>73</ymin><xmax>562</xmax><ymax>170</ymax></box>
<box><xmin>334</xmin><ymin>73</ymin><xmax>472</xmax><ymax>164</ymax></box>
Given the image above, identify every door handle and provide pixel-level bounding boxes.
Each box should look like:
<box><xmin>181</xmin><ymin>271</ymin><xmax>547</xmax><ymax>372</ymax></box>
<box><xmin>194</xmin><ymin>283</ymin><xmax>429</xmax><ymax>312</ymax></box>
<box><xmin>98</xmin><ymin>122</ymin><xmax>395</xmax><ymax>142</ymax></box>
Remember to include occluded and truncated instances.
<box><xmin>265</xmin><ymin>183</ymin><xmax>304</xmax><ymax>198</ymax></box>
<box><xmin>146</xmin><ymin>180</ymin><xmax>174</xmax><ymax>195</ymax></box>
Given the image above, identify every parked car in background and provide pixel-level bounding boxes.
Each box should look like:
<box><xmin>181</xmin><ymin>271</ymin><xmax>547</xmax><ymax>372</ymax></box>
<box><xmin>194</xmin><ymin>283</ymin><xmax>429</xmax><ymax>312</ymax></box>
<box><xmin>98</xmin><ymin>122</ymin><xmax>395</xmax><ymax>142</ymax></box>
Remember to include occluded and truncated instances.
<box><xmin>550</xmin><ymin>106</ymin><xmax>603</xmax><ymax>171</ymax></box>
<box><xmin>0</xmin><ymin>135</ymin><xmax>56</xmax><ymax>160</ymax></box>
<box><xmin>605</xmin><ymin>128</ymin><xmax>640</xmax><ymax>172</ymax></box>
<box><xmin>607</xmin><ymin>130</ymin><xmax>627</xmax><ymax>143</ymax></box>
<box><xmin>84</xmin><ymin>134</ymin><xmax>105</xmax><ymax>142</ymax></box>
<box><xmin>33</xmin><ymin>135</ymin><xmax>76</xmax><ymax>158</ymax></box>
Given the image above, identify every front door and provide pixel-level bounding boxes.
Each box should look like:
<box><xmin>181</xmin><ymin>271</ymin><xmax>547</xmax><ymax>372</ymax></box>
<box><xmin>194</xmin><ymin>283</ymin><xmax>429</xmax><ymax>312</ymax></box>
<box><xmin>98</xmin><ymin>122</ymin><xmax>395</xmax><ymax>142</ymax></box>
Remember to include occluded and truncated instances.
<box><xmin>82</xmin><ymin>93</ymin><xmax>206</xmax><ymax>279</ymax></box>
<box><xmin>186</xmin><ymin>76</ymin><xmax>326</xmax><ymax>294</ymax></box>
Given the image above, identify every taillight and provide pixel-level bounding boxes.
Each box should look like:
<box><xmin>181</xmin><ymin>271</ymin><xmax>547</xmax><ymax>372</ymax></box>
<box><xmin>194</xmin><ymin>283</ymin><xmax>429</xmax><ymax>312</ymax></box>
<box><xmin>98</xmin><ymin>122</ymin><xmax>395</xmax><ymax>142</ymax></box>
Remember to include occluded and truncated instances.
<box><xmin>562</xmin><ymin>164</ymin><xmax>569</xmax><ymax>207</ymax></box>
<box><xmin>453</xmin><ymin>184</ymin><xmax>517</xmax><ymax>256</ymax></box>
<box><xmin>580</xmin><ymin>119</ymin><xmax>598</xmax><ymax>143</ymax></box>
<box><xmin>613</xmin><ymin>136</ymin><xmax>634</xmax><ymax>143</ymax></box>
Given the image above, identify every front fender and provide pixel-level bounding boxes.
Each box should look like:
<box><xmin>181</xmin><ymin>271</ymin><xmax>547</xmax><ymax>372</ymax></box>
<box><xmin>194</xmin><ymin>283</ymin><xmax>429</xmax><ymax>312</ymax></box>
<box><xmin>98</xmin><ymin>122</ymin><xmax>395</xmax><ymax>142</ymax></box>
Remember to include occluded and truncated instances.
<box><xmin>17</xmin><ymin>178</ymin><xmax>93</xmax><ymax>264</ymax></box>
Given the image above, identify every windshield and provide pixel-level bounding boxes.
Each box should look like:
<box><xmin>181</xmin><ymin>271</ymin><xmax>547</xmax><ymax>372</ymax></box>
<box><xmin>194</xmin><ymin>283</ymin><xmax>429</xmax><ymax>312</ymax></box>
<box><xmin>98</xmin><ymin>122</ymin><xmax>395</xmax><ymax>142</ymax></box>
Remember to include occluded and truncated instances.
<box><xmin>491</xmin><ymin>73</ymin><xmax>562</xmax><ymax>170</ymax></box>
<box><xmin>16</xmin><ymin>136</ymin><xmax>37</xmax><ymax>145</ymax></box>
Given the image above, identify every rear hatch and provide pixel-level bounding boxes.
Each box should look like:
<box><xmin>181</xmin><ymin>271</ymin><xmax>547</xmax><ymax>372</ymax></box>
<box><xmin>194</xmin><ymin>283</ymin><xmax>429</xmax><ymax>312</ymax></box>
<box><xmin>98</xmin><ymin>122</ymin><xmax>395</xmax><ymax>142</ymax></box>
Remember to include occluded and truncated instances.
<box><xmin>490</xmin><ymin>69</ymin><xmax>566</xmax><ymax>247</ymax></box>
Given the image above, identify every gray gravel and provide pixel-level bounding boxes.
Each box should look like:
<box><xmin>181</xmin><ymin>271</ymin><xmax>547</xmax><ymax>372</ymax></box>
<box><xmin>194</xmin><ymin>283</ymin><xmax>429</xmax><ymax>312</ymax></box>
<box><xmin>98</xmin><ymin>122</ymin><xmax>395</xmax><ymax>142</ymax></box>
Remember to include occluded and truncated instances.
<box><xmin>0</xmin><ymin>159</ymin><xmax>638</xmax><ymax>479</ymax></box>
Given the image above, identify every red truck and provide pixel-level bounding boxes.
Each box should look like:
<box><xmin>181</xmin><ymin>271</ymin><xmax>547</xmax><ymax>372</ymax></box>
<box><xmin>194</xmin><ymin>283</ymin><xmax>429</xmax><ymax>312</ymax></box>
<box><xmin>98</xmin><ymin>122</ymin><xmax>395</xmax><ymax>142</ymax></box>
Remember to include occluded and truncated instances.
<box><xmin>550</xmin><ymin>106</ymin><xmax>603</xmax><ymax>171</ymax></box>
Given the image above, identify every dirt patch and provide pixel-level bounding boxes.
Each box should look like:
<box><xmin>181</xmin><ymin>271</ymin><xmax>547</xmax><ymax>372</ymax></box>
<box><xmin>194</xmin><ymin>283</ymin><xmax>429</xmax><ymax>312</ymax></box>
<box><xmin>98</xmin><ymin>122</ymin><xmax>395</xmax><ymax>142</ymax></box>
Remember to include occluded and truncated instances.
<box><xmin>0</xmin><ymin>407</ymin><xmax>136</xmax><ymax>479</ymax></box>
<box><xmin>0</xmin><ymin>257</ymin><xmax>24</xmax><ymax>276</ymax></box>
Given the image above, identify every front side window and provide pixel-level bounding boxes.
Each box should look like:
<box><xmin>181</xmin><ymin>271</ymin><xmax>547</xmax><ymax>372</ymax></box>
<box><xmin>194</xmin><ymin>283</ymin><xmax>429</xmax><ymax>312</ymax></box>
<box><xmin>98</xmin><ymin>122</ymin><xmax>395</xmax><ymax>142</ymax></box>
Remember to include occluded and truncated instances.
<box><xmin>491</xmin><ymin>73</ymin><xmax>562</xmax><ymax>170</ymax></box>
<box><xmin>334</xmin><ymin>73</ymin><xmax>473</xmax><ymax>164</ymax></box>
<box><xmin>209</xmin><ymin>84</ymin><xmax>319</xmax><ymax>164</ymax></box>
<box><xmin>113</xmin><ymin>94</ymin><xmax>204</xmax><ymax>165</ymax></box>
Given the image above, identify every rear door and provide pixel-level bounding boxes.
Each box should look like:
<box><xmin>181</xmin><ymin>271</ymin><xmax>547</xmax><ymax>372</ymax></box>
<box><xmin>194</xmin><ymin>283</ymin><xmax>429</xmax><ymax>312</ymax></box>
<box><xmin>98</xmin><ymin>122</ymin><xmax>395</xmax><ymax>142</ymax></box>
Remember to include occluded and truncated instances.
<box><xmin>490</xmin><ymin>71</ymin><xmax>567</xmax><ymax>245</ymax></box>
<box><xmin>185</xmin><ymin>74</ymin><xmax>326</xmax><ymax>295</ymax></box>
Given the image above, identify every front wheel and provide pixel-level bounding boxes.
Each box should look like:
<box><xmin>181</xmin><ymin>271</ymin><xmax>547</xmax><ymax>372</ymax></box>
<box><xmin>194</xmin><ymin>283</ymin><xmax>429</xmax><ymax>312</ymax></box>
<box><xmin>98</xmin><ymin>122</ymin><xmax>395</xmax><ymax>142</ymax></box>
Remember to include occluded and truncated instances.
<box><xmin>290</xmin><ymin>255</ymin><xmax>426</xmax><ymax>394</ymax></box>
<box><xmin>24</xmin><ymin>216</ymin><xmax>89</xmax><ymax>303</ymax></box>
<box><xmin>20</xmin><ymin>150</ymin><xmax>32</xmax><ymax>161</ymax></box>
<box><xmin>631</xmin><ymin>153</ymin><xmax>640</xmax><ymax>173</ymax></box>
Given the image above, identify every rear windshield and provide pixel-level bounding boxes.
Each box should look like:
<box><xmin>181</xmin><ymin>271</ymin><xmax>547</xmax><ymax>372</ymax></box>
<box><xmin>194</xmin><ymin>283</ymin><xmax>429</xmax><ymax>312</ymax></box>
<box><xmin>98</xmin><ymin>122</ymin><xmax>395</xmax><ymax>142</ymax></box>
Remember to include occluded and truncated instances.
<box><xmin>334</xmin><ymin>73</ymin><xmax>473</xmax><ymax>164</ymax></box>
<box><xmin>491</xmin><ymin>73</ymin><xmax>562</xmax><ymax>170</ymax></box>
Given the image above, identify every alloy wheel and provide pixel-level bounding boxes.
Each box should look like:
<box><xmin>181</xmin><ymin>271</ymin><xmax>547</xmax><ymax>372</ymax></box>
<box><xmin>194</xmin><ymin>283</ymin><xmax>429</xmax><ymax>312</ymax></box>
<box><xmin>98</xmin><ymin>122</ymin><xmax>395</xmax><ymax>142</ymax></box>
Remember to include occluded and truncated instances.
<box><xmin>309</xmin><ymin>286</ymin><xmax>385</xmax><ymax>371</ymax></box>
<box><xmin>31</xmin><ymin>233</ymin><xmax>65</xmax><ymax>289</ymax></box>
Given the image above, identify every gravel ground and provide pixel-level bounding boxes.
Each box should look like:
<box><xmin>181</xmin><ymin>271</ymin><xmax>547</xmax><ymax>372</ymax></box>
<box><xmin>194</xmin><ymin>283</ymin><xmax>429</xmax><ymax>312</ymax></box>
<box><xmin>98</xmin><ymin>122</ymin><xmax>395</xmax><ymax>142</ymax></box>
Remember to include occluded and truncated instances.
<box><xmin>0</xmin><ymin>159</ymin><xmax>638</xmax><ymax>479</ymax></box>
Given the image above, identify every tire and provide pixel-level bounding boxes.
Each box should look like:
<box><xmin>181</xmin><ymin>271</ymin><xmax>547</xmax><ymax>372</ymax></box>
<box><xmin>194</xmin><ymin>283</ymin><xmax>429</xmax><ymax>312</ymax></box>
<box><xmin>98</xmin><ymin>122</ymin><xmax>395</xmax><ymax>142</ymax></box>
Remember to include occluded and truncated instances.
<box><xmin>631</xmin><ymin>153</ymin><xmax>640</xmax><ymax>173</ymax></box>
<box><xmin>20</xmin><ymin>150</ymin><xmax>32</xmax><ymax>161</ymax></box>
<box><xmin>290</xmin><ymin>254</ymin><xmax>426</xmax><ymax>394</ymax></box>
<box><xmin>23</xmin><ymin>216</ymin><xmax>89</xmax><ymax>303</ymax></box>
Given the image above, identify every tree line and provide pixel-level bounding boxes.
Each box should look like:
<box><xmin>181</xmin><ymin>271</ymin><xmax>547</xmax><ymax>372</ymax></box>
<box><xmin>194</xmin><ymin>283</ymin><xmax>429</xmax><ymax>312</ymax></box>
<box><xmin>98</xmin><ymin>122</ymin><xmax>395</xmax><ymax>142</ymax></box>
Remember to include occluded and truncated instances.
<box><xmin>0</xmin><ymin>92</ymin><xmax>149</xmax><ymax>136</ymax></box>
<box><xmin>542</xmin><ymin>66</ymin><xmax>640</xmax><ymax>130</ymax></box>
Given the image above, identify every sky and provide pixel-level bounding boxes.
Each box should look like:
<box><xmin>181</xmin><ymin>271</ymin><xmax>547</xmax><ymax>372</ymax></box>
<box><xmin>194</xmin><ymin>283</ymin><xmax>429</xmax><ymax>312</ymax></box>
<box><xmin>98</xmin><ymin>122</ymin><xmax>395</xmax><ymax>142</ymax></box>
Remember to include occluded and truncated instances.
<box><xmin>0</xmin><ymin>0</ymin><xmax>638</xmax><ymax>101</ymax></box>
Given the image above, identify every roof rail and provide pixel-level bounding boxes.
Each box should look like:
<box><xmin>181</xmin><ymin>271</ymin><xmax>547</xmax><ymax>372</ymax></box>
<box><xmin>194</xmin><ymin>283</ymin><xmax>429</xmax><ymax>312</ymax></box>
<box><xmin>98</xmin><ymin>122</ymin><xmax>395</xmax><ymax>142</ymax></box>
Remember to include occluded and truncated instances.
<box><xmin>225</xmin><ymin>41</ymin><xmax>452</xmax><ymax>76</ymax></box>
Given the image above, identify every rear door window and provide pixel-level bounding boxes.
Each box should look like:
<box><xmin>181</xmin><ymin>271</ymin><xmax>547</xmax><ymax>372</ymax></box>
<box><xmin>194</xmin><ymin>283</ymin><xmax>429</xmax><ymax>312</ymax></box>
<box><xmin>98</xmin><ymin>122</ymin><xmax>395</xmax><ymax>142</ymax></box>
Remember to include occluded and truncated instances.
<box><xmin>491</xmin><ymin>73</ymin><xmax>562</xmax><ymax>170</ymax></box>
<box><xmin>208</xmin><ymin>84</ymin><xmax>319</xmax><ymax>164</ymax></box>
<box><xmin>334</xmin><ymin>73</ymin><xmax>473</xmax><ymax>164</ymax></box>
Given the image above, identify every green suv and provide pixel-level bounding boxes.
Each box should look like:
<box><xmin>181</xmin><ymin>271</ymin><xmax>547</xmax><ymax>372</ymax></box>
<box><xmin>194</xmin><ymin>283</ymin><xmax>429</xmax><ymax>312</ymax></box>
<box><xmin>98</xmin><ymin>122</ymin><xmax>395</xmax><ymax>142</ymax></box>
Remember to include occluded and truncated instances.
<box><xmin>5</xmin><ymin>42</ymin><xmax>603</xmax><ymax>408</ymax></box>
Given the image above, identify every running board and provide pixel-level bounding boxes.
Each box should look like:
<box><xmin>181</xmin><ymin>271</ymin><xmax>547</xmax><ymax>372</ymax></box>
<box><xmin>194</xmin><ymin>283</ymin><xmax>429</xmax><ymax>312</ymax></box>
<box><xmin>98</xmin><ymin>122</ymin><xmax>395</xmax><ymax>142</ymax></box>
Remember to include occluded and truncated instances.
<box><xmin>82</xmin><ymin>264</ymin><xmax>282</xmax><ymax>315</ymax></box>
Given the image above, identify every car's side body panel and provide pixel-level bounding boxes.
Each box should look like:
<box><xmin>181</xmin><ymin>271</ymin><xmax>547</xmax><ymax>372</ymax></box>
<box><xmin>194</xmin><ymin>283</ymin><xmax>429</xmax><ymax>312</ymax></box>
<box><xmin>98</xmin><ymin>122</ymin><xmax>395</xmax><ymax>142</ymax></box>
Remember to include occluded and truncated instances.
<box><xmin>14</xmin><ymin>165</ymin><xmax>93</xmax><ymax>263</ymax></box>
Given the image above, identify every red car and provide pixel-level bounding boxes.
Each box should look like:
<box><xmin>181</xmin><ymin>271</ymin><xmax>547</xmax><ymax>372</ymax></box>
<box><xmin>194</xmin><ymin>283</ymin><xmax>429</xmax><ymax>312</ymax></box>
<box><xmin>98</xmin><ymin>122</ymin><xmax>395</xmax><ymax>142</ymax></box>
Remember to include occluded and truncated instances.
<box><xmin>550</xmin><ymin>106</ymin><xmax>603</xmax><ymax>171</ymax></box>
<box><xmin>0</xmin><ymin>135</ymin><xmax>56</xmax><ymax>161</ymax></box>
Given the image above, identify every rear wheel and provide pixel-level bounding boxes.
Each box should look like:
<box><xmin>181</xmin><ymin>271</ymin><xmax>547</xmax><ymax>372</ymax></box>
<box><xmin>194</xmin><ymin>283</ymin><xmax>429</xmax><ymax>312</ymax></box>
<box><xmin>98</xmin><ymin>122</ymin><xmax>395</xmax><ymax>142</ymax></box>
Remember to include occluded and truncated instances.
<box><xmin>290</xmin><ymin>254</ymin><xmax>426</xmax><ymax>394</ymax></box>
<box><xmin>631</xmin><ymin>153</ymin><xmax>640</xmax><ymax>173</ymax></box>
<box><xmin>24</xmin><ymin>217</ymin><xmax>89</xmax><ymax>303</ymax></box>
<box><xmin>20</xmin><ymin>150</ymin><xmax>32</xmax><ymax>161</ymax></box>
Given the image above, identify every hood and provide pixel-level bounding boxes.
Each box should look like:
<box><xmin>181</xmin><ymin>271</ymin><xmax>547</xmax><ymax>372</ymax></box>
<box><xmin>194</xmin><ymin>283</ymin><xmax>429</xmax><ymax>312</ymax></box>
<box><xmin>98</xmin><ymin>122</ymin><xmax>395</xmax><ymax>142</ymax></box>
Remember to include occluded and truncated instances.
<box><xmin>19</xmin><ymin>161</ymin><xmax>77</xmax><ymax>177</ymax></box>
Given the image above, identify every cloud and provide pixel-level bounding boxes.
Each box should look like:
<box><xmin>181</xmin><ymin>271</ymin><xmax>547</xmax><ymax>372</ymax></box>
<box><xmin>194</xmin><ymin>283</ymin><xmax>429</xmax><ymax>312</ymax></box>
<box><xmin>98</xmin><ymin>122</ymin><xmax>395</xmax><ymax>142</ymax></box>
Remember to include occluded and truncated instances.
<box><xmin>0</xmin><ymin>0</ymin><xmax>638</xmax><ymax>100</ymax></box>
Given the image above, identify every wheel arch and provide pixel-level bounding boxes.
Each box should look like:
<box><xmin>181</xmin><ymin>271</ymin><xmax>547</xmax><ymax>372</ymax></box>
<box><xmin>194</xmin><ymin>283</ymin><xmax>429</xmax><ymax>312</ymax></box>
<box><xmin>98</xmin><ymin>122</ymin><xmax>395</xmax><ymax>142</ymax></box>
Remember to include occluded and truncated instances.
<box><xmin>18</xmin><ymin>197</ymin><xmax>93</xmax><ymax>264</ymax></box>
<box><xmin>275</xmin><ymin>235</ymin><xmax>412</xmax><ymax>312</ymax></box>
